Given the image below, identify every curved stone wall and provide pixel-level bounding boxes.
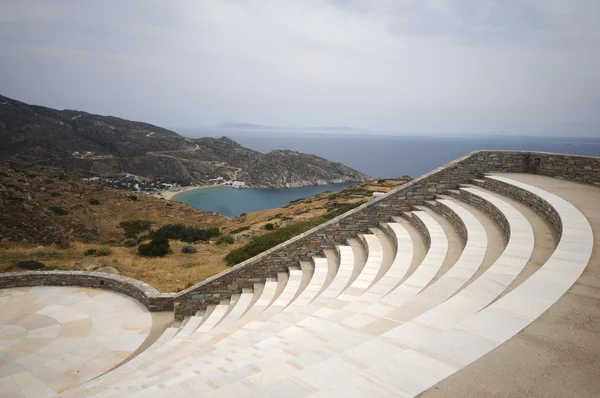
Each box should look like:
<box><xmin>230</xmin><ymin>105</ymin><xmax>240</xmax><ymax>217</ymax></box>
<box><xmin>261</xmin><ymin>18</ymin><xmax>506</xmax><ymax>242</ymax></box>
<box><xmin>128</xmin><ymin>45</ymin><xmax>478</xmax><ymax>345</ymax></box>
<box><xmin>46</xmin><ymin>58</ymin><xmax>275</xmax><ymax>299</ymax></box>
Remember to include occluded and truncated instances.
<box><xmin>0</xmin><ymin>271</ymin><xmax>174</xmax><ymax>311</ymax></box>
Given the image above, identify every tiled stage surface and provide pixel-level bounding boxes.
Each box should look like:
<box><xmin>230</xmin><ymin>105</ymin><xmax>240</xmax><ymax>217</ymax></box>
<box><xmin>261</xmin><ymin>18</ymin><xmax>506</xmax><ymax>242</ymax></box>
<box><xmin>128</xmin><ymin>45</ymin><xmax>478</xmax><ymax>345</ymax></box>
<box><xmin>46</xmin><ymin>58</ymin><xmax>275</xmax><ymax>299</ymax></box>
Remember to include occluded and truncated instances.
<box><xmin>0</xmin><ymin>286</ymin><xmax>152</xmax><ymax>397</ymax></box>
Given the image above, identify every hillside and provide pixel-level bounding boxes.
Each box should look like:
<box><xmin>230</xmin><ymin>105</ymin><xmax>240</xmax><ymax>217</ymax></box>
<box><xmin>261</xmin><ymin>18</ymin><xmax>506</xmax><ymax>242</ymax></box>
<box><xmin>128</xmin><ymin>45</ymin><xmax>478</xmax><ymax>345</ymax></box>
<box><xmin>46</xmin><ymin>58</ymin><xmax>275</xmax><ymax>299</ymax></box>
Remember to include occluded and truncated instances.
<box><xmin>0</xmin><ymin>95</ymin><xmax>370</xmax><ymax>188</ymax></box>
<box><xmin>0</xmin><ymin>161</ymin><xmax>409</xmax><ymax>291</ymax></box>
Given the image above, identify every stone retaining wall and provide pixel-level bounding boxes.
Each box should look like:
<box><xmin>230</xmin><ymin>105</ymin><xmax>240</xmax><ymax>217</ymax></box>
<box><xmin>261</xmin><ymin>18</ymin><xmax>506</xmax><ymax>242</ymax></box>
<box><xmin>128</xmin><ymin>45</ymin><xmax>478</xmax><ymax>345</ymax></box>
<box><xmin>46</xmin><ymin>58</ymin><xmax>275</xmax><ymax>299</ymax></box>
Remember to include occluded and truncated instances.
<box><xmin>426</xmin><ymin>201</ymin><xmax>468</xmax><ymax>241</ymax></box>
<box><xmin>447</xmin><ymin>189</ymin><xmax>511</xmax><ymax>239</ymax></box>
<box><xmin>474</xmin><ymin>177</ymin><xmax>562</xmax><ymax>237</ymax></box>
<box><xmin>0</xmin><ymin>271</ymin><xmax>174</xmax><ymax>311</ymax></box>
<box><xmin>527</xmin><ymin>152</ymin><xmax>600</xmax><ymax>186</ymax></box>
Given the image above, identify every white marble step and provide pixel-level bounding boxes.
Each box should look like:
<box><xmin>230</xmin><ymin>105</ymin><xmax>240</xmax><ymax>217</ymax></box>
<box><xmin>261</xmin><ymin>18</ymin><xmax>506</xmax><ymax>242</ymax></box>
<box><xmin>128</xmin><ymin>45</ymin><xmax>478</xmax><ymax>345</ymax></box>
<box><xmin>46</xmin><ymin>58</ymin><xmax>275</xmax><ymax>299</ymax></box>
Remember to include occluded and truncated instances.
<box><xmin>334</xmin><ymin>175</ymin><xmax>592</xmax><ymax>397</ymax></box>
<box><xmin>98</xmin><ymin>236</ymin><xmax>385</xmax><ymax>393</ymax></box>
<box><xmin>337</xmin><ymin>233</ymin><xmax>384</xmax><ymax>300</ymax></box>
<box><xmin>202</xmin><ymin>186</ymin><xmax>532</xmax><ymax>397</ymax></box>
<box><xmin>85</xmin><ymin>249</ymin><xmax>354</xmax><ymax>394</ymax></box>
<box><xmin>195</xmin><ymin>302</ymin><xmax>230</xmax><ymax>333</ymax></box>
<box><xmin>370</xmin><ymin>210</ymin><xmax>449</xmax><ymax>315</ymax></box>
<box><xmin>118</xmin><ymin>228</ymin><xmax>413</xmax><ymax>394</ymax></box>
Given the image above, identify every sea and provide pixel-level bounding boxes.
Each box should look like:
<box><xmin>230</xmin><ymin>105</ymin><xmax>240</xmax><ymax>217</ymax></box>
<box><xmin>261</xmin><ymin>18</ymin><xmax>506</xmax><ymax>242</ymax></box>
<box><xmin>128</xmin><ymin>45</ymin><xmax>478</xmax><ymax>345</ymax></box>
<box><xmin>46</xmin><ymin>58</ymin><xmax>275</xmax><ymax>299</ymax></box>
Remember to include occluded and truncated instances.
<box><xmin>173</xmin><ymin>131</ymin><xmax>600</xmax><ymax>216</ymax></box>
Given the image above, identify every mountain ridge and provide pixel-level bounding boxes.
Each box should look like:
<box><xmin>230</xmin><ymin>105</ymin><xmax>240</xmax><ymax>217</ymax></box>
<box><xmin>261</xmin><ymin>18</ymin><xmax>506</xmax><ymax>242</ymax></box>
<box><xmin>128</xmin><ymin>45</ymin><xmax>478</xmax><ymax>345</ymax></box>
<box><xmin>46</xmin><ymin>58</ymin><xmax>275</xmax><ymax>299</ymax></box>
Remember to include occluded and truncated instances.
<box><xmin>0</xmin><ymin>95</ymin><xmax>370</xmax><ymax>188</ymax></box>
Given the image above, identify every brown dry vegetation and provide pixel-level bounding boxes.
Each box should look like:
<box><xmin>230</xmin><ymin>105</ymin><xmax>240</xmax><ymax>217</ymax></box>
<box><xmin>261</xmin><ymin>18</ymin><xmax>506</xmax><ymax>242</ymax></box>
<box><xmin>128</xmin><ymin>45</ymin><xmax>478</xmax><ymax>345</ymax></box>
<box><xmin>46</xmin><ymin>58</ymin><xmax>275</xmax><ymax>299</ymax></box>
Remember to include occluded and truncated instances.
<box><xmin>1</xmin><ymin>163</ymin><xmax>410</xmax><ymax>292</ymax></box>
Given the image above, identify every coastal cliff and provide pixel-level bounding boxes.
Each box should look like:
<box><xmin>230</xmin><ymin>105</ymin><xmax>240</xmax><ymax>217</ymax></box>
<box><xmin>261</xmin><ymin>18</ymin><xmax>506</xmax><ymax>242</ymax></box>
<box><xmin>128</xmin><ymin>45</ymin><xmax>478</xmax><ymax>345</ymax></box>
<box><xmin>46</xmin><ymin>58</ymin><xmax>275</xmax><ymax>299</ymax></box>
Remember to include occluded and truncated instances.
<box><xmin>0</xmin><ymin>95</ymin><xmax>370</xmax><ymax>188</ymax></box>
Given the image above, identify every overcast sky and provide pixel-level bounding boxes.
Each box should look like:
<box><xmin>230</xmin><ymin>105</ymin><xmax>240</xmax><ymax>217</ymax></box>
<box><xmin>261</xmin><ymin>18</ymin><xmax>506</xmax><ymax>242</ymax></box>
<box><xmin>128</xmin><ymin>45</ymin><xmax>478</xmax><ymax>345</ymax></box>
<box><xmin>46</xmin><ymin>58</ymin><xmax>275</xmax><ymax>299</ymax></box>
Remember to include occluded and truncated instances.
<box><xmin>1</xmin><ymin>1</ymin><xmax>599</xmax><ymax>136</ymax></box>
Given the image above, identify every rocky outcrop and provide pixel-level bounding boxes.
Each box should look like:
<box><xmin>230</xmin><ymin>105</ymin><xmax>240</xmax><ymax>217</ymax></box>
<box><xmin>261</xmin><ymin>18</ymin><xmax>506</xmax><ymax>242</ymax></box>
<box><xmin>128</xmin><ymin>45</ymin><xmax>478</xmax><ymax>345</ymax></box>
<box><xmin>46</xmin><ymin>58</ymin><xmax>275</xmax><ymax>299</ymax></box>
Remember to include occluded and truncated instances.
<box><xmin>0</xmin><ymin>95</ymin><xmax>370</xmax><ymax>188</ymax></box>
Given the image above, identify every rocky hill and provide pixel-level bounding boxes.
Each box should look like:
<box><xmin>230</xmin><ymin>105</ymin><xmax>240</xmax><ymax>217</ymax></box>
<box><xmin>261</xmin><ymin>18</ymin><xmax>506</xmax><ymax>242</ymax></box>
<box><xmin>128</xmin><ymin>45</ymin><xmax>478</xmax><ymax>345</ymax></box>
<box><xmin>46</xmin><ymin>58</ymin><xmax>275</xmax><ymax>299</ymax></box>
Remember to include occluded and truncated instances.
<box><xmin>0</xmin><ymin>95</ymin><xmax>370</xmax><ymax>188</ymax></box>
<box><xmin>0</xmin><ymin>163</ymin><xmax>227</xmax><ymax>245</ymax></box>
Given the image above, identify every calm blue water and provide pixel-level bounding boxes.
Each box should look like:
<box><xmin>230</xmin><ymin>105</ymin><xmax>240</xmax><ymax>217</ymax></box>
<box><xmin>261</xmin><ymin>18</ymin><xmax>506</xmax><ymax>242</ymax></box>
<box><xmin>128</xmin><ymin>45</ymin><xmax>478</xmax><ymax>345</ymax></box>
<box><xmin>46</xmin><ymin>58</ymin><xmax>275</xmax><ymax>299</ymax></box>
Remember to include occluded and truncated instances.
<box><xmin>172</xmin><ymin>130</ymin><xmax>600</xmax><ymax>216</ymax></box>
<box><xmin>179</xmin><ymin>129</ymin><xmax>600</xmax><ymax>178</ymax></box>
<box><xmin>173</xmin><ymin>182</ymin><xmax>356</xmax><ymax>217</ymax></box>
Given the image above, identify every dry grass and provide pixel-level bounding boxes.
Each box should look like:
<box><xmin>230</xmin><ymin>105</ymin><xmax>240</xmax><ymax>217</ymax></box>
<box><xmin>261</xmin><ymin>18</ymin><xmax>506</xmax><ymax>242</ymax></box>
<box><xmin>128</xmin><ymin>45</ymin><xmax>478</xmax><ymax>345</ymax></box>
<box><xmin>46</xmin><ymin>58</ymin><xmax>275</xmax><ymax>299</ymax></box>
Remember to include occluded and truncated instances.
<box><xmin>0</xmin><ymin>241</ymin><xmax>234</xmax><ymax>292</ymax></box>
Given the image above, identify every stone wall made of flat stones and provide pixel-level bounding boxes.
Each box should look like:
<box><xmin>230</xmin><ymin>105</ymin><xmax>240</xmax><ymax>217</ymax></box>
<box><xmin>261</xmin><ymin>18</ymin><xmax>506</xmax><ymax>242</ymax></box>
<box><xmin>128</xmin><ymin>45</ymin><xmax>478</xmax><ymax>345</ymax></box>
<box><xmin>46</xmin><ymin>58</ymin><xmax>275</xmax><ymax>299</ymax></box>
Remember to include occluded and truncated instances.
<box><xmin>0</xmin><ymin>271</ymin><xmax>175</xmax><ymax>311</ymax></box>
<box><xmin>474</xmin><ymin>177</ymin><xmax>562</xmax><ymax>238</ymax></box>
<box><xmin>426</xmin><ymin>200</ymin><xmax>468</xmax><ymax>241</ymax></box>
<box><xmin>527</xmin><ymin>152</ymin><xmax>600</xmax><ymax>186</ymax></box>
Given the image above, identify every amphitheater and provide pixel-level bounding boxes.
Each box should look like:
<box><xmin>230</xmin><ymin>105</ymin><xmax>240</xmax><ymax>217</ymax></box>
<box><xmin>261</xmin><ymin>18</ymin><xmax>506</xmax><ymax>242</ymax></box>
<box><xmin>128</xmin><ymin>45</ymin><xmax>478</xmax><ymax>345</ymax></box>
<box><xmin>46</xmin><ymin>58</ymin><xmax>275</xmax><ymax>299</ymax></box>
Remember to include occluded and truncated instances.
<box><xmin>1</xmin><ymin>150</ymin><xmax>599</xmax><ymax>397</ymax></box>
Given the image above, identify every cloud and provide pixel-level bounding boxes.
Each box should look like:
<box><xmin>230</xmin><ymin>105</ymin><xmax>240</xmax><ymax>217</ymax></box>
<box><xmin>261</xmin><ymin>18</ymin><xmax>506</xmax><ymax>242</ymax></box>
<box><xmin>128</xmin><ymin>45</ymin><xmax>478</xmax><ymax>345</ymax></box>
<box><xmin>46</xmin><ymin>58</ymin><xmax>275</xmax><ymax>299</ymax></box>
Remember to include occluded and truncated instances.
<box><xmin>0</xmin><ymin>0</ymin><xmax>598</xmax><ymax>135</ymax></box>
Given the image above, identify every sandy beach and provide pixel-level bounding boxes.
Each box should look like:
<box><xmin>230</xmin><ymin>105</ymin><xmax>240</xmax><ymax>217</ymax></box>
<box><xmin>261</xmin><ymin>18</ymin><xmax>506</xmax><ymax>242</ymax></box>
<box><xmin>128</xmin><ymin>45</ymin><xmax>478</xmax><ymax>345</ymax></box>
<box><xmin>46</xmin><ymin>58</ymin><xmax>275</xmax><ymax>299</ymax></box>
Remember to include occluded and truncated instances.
<box><xmin>152</xmin><ymin>185</ymin><xmax>212</xmax><ymax>201</ymax></box>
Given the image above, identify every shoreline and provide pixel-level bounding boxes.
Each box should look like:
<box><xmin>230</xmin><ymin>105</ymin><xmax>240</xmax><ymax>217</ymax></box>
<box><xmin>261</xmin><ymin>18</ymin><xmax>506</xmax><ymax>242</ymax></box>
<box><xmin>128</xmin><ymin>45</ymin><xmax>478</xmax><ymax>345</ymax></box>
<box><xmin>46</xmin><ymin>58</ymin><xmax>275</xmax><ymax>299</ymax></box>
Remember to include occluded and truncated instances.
<box><xmin>152</xmin><ymin>184</ymin><xmax>215</xmax><ymax>201</ymax></box>
<box><xmin>153</xmin><ymin>180</ymin><xmax>362</xmax><ymax>202</ymax></box>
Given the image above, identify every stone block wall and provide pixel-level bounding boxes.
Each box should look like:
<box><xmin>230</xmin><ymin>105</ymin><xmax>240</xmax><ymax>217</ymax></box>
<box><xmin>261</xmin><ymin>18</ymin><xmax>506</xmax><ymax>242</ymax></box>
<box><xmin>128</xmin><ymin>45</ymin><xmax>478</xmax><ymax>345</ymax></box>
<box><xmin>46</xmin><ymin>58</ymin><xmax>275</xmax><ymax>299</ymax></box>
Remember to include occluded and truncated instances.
<box><xmin>527</xmin><ymin>152</ymin><xmax>600</xmax><ymax>186</ymax></box>
<box><xmin>474</xmin><ymin>177</ymin><xmax>562</xmax><ymax>237</ymax></box>
<box><xmin>0</xmin><ymin>271</ymin><xmax>174</xmax><ymax>311</ymax></box>
<box><xmin>426</xmin><ymin>201</ymin><xmax>468</xmax><ymax>241</ymax></box>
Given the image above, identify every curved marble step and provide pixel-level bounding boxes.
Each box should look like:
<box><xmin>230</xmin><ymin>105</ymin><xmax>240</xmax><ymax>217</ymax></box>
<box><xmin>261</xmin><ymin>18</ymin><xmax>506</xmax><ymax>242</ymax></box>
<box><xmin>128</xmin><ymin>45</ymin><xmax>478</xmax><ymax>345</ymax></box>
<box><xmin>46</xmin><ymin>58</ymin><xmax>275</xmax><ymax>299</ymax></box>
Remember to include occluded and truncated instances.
<box><xmin>92</xmin><ymin>234</ymin><xmax>386</xmax><ymax>394</ymax></box>
<box><xmin>182</xmin><ymin>185</ymin><xmax>531</xmax><ymax>395</ymax></box>
<box><xmin>111</xmin><ymin>222</ymin><xmax>432</xmax><ymax>394</ymax></box>
<box><xmin>369</xmin><ymin>210</ymin><xmax>449</xmax><ymax>316</ymax></box>
<box><xmin>299</xmin><ymin>175</ymin><xmax>591</xmax><ymax>397</ymax></box>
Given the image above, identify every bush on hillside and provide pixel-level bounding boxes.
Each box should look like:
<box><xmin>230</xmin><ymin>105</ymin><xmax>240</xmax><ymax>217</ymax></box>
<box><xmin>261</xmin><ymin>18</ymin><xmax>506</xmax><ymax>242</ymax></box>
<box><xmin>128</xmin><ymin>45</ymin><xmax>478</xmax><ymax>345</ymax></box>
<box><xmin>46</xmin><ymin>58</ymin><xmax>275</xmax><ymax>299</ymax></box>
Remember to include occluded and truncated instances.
<box><xmin>119</xmin><ymin>220</ymin><xmax>152</xmax><ymax>238</ymax></box>
<box><xmin>15</xmin><ymin>260</ymin><xmax>45</xmax><ymax>270</ymax></box>
<box><xmin>50</xmin><ymin>192</ymin><xmax>61</xmax><ymax>197</ymax></box>
<box><xmin>224</xmin><ymin>218</ymin><xmax>323</xmax><ymax>266</ymax></box>
<box><xmin>97</xmin><ymin>247</ymin><xmax>112</xmax><ymax>256</ymax></box>
<box><xmin>230</xmin><ymin>226</ymin><xmax>250</xmax><ymax>234</ymax></box>
<box><xmin>88</xmin><ymin>198</ymin><xmax>100</xmax><ymax>205</ymax></box>
<box><xmin>322</xmin><ymin>201</ymin><xmax>366</xmax><ymax>220</ymax></box>
<box><xmin>121</xmin><ymin>238</ymin><xmax>138</xmax><ymax>247</ymax></box>
<box><xmin>138</xmin><ymin>237</ymin><xmax>170</xmax><ymax>257</ymax></box>
<box><xmin>216</xmin><ymin>235</ymin><xmax>235</xmax><ymax>245</ymax></box>
<box><xmin>264</xmin><ymin>223</ymin><xmax>275</xmax><ymax>230</ymax></box>
<box><xmin>151</xmin><ymin>224</ymin><xmax>220</xmax><ymax>243</ymax></box>
<box><xmin>181</xmin><ymin>245</ymin><xmax>197</xmax><ymax>254</ymax></box>
<box><xmin>224</xmin><ymin>201</ymin><xmax>367</xmax><ymax>267</ymax></box>
<box><xmin>49</xmin><ymin>206</ymin><xmax>68</xmax><ymax>215</ymax></box>
<box><xmin>128</xmin><ymin>195</ymin><xmax>138</xmax><ymax>201</ymax></box>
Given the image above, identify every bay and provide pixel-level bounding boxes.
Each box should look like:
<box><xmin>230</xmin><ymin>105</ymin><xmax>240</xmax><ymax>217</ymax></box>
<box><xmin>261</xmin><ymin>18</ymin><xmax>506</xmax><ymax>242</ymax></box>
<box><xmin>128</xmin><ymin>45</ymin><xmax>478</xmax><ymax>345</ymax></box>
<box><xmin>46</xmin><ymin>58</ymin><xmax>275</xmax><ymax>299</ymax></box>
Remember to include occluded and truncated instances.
<box><xmin>172</xmin><ymin>182</ymin><xmax>357</xmax><ymax>217</ymax></box>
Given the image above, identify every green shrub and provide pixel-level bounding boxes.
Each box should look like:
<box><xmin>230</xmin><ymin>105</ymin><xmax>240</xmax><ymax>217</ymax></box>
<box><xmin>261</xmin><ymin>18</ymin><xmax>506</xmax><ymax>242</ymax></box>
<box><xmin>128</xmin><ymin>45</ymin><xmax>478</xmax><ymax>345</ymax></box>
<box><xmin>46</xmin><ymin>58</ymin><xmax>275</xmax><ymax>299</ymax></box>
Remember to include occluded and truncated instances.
<box><xmin>121</xmin><ymin>238</ymin><xmax>138</xmax><ymax>247</ymax></box>
<box><xmin>225</xmin><ymin>218</ymin><xmax>324</xmax><ymax>266</ymax></box>
<box><xmin>138</xmin><ymin>237</ymin><xmax>170</xmax><ymax>257</ymax></box>
<box><xmin>239</xmin><ymin>213</ymin><xmax>247</xmax><ymax>217</ymax></box>
<box><xmin>328</xmin><ymin>194</ymin><xmax>338</xmax><ymax>200</ymax></box>
<box><xmin>280</xmin><ymin>216</ymin><xmax>293</xmax><ymax>221</ymax></box>
<box><xmin>181</xmin><ymin>245</ymin><xmax>197</xmax><ymax>254</ymax></box>
<box><xmin>377</xmin><ymin>179</ymin><xmax>386</xmax><ymax>184</ymax></box>
<box><xmin>119</xmin><ymin>220</ymin><xmax>152</xmax><ymax>238</ymax></box>
<box><xmin>216</xmin><ymin>235</ymin><xmax>235</xmax><ymax>245</ymax></box>
<box><xmin>97</xmin><ymin>247</ymin><xmax>112</xmax><ymax>256</ymax></box>
<box><xmin>323</xmin><ymin>201</ymin><xmax>366</xmax><ymax>220</ymax></box>
<box><xmin>151</xmin><ymin>224</ymin><xmax>220</xmax><ymax>243</ymax></box>
<box><xmin>264</xmin><ymin>223</ymin><xmax>275</xmax><ymax>230</ymax></box>
<box><xmin>50</xmin><ymin>192</ymin><xmax>61</xmax><ymax>197</ymax></box>
<box><xmin>88</xmin><ymin>198</ymin><xmax>100</xmax><ymax>205</ymax></box>
<box><xmin>49</xmin><ymin>206</ymin><xmax>68</xmax><ymax>215</ymax></box>
<box><xmin>85</xmin><ymin>248</ymin><xmax>98</xmax><ymax>256</ymax></box>
<box><xmin>268</xmin><ymin>213</ymin><xmax>283</xmax><ymax>221</ymax></box>
<box><xmin>7</xmin><ymin>196</ymin><xmax>23</xmax><ymax>202</ymax></box>
<box><xmin>128</xmin><ymin>195</ymin><xmax>138</xmax><ymax>201</ymax></box>
<box><xmin>15</xmin><ymin>260</ymin><xmax>45</xmax><ymax>270</ymax></box>
<box><xmin>224</xmin><ymin>201</ymin><xmax>367</xmax><ymax>267</ymax></box>
<box><xmin>230</xmin><ymin>226</ymin><xmax>250</xmax><ymax>234</ymax></box>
